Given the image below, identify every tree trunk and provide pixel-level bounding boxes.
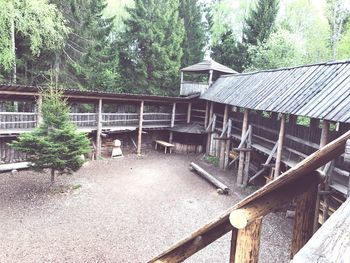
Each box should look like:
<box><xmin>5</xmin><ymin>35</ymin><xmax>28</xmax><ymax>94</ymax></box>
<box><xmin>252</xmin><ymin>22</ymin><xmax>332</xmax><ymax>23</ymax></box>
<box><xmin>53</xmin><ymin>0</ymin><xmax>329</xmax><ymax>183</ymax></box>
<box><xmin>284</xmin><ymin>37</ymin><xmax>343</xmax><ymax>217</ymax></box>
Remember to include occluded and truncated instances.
<box><xmin>51</xmin><ymin>169</ymin><xmax>55</xmax><ymax>183</ymax></box>
<box><xmin>10</xmin><ymin>5</ymin><xmax>16</xmax><ymax>84</ymax></box>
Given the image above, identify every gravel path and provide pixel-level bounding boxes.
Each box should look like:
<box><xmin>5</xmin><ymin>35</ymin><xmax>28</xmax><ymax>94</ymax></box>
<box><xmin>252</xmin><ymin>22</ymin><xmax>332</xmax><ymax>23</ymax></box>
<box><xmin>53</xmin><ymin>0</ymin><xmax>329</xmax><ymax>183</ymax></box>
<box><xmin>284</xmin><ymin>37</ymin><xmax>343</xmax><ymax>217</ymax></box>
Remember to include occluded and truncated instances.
<box><xmin>0</xmin><ymin>151</ymin><xmax>292</xmax><ymax>262</ymax></box>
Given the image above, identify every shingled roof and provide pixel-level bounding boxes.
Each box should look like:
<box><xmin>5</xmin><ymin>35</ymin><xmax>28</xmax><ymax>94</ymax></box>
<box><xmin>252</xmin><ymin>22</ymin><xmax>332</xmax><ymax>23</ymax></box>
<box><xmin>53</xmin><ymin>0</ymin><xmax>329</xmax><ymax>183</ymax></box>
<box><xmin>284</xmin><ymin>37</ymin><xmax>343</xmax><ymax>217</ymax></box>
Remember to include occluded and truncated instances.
<box><xmin>181</xmin><ymin>60</ymin><xmax>237</xmax><ymax>74</ymax></box>
<box><xmin>201</xmin><ymin>60</ymin><xmax>350</xmax><ymax>123</ymax></box>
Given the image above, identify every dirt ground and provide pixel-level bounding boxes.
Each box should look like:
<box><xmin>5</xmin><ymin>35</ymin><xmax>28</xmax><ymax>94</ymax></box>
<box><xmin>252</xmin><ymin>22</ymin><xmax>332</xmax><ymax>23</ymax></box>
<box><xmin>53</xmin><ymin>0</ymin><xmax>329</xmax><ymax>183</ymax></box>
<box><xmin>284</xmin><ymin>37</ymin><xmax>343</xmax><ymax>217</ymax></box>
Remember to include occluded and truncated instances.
<box><xmin>0</xmin><ymin>150</ymin><xmax>292</xmax><ymax>263</ymax></box>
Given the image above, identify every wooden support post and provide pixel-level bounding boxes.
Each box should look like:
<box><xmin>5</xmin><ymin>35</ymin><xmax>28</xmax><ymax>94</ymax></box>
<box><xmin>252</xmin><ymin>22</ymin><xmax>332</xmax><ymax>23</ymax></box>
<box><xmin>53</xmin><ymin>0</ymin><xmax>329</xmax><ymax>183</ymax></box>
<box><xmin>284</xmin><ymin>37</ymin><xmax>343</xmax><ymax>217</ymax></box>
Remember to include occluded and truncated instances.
<box><xmin>224</xmin><ymin>119</ymin><xmax>232</xmax><ymax>170</ymax></box>
<box><xmin>204</xmin><ymin>101</ymin><xmax>209</xmax><ymax>127</ymax></box>
<box><xmin>274</xmin><ymin>114</ymin><xmax>286</xmax><ymax>179</ymax></box>
<box><xmin>96</xmin><ymin>99</ymin><xmax>102</xmax><ymax>158</ymax></box>
<box><xmin>36</xmin><ymin>94</ymin><xmax>43</xmax><ymax>125</ymax></box>
<box><xmin>234</xmin><ymin>218</ymin><xmax>262</xmax><ymax>263</ymax></box>
<box><xmin>180</xmin><ymin>71</ymin><xmax>184</xmax><ymax>95</ymax></box>
<box><xmin>137</xmin><ymin>101</ymin><xmax>144</xmax><ymax>155</ymax></box>
<box><xmin>243</xmin><ymin>125</ymin><xmax>252</xmax><ymax>186</ymax></box>
<box><xmin>187</xmin><ymin>102</ymin><xmax>192</xmax><ymax>123</ymax></box>
<box><xmin>229</xmin><ymin>228</ymin><xmax>238</xmax><ymax>263</ymax></box>
<box><xmin>206</xmin><ymin>102</ymin><xmax>214</xmax><ymax>154</ymax></box>
<box><xmin>290</xmin><ymin>176</ymin><xmax>318</xmax><ymax>258</ymax></box>
<box><xmin>208</xmin><ymin>69</ymin><xmax>213</xmax><ymax>86</ymax></box>
<box><xmin>313</xmin><ymin>120</ymin><xmax>330</xmax><ymax>232</ymax></box>
<box><xmin>220</xmin><ymin>105</ymin><xmax>229</xmax><ymax>169</ymax></box>
<box><xmin>237</xmin><ymin>109</ymin><xmax>249</xmax><ymax>186</ymax></box>
<box><xmin>169</xmin><ymin>102</ymin><xmax>176</xmax><ymax>144</ymax></box>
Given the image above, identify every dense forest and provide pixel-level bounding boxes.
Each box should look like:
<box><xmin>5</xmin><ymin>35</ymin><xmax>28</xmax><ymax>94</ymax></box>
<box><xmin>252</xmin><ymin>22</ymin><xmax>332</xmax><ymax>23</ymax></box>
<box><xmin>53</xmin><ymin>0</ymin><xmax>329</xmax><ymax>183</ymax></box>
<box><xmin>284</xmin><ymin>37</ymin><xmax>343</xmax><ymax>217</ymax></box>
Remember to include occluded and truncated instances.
<box><xmin>0</xmin><ymin>0</ymin><xmax>349</xmax><ymax>95</ymax></box>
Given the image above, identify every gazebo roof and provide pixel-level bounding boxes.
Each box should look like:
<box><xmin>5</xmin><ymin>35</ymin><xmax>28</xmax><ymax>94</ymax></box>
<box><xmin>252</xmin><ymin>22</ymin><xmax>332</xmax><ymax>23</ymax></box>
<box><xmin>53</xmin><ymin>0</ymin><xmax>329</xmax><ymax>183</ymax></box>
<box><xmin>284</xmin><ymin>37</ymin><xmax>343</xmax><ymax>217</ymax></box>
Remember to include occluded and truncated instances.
<box><xmin>181</xmin><ymin>60</ymin><xmax>237</xmax><ymax>74</ymax></box>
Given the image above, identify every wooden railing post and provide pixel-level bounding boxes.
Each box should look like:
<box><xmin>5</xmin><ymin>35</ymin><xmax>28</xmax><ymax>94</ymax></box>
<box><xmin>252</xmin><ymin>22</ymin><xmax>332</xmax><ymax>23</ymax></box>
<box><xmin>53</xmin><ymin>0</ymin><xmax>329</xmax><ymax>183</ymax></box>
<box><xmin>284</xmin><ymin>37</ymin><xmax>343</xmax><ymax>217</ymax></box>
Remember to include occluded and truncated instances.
<box><xmin>234</xmin><ymin>218</ymin><xmax>262</xmax><ymax>263</ymax></box>
<box><xmin>229</xmin><ymin>229</ymin><xmax>238</xmax><ymax>263</ymax></box>
<box><xmin>137</xmin><ymin>101</ymin><xmax>144</xmax><ymax>155</ymax></box>
<box><xmin>169</xmin><ymin>103</ymin><xmax>176</xmax><ymax>143</ymax></box>
<box><xmin>96</xmin><ymin>99</ymin><xmax>102</xmax><ymax>158</ymax></box>
<box><xmin>290</xmin><ymin>174</ymin><xmax>319</xmax><ymax>258</ymax></box>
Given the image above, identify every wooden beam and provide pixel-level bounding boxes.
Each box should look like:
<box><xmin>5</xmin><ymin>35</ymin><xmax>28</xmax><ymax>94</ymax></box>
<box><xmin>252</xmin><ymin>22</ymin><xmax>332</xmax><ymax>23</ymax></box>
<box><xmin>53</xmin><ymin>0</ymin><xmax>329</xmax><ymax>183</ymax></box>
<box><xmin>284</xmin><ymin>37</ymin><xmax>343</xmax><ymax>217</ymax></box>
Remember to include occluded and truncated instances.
<box><xmin>290</xmin><ymin>178</ymin><xmax>318</xmax><ymax>258</ymax></box>
<box><xmin>274</xmin><ymin>114</ymin><xmax>286</xmax><ymax>178</ymax></box>
<box><xmin>148</xmin><ymin>130</ymin><xmax>350</xmax><ymax>263</ymax></box>
<box><xmin>204</xmin><ymin>101</ymin><xmax>209</xmax><ymax>127</ymax></box>
<box><xmin>171</xmin><ymin>102</ymin><xmax>176</xmax><ymax>127</ymax></box>
<box><xmin>237</xmin><ymin>109</ymin><xmax>249</xmax><ymax>186</ymax></box>
<box><xmin>229</xmin><ymin>171</ymin><xmax>323</xmax><ymax>229</ymax></box>
<box><xmin>220</xmin><ymin>105</ymin><xmax>229</xmax><ymax>169</ymax></box>
<box><xmin>96</xmin><ymin>99</ymin><xmax>102</xmax><ymax>158</ymax></box>
<box><xmin>180</xmin><ymin>71</ymin><xmax>184</xmax><ymax>95</ymax></box>
<box><xmin>248</xmin><ymin>140</ymin><xmax>279</xmax><ymax>183</ymax></box>
<box><xmin>187</xmin><ymin>102</ymin><xmax>192</xmax><ymax>123</ymax></box>
<box><xmin>137</xmin><ymin>101</ymin><xmax>144</xmax><ymax>155</ymax></box>
<box><xmin>234</xmin><ymin>218</ymin><xmax>262</xmax><ymax>263</ymax></box>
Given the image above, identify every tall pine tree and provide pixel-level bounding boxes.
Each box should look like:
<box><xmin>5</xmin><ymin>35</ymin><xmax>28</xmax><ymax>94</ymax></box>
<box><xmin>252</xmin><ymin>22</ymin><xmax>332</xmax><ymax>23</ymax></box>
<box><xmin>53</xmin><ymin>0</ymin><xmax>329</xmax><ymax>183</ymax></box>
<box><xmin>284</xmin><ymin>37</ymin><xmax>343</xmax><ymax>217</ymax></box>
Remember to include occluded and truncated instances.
<box><xmin>119</xmin><ymin>0</ymin><xmax>184</xmax><ymax>95</ymax></box>
<box><xmin>179</xmin><ymin>0</ymin><xmax>207</xmax><ymax>67</ymax></box>
<box><xmin>211</xmin><ymin>0</ymin><xmax>279</xmax><ymax>72</ymax></box>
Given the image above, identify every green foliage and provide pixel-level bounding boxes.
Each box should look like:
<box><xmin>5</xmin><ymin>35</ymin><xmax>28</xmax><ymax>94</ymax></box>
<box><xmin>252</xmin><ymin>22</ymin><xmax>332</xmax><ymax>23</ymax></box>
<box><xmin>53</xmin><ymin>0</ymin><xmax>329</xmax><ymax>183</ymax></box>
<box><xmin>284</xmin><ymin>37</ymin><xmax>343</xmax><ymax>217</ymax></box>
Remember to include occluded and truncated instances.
<box><xmin>179</xmin><ymin>0</ymin><xmax>207</xmax><ymax>67</ymax></box>
<box><xmin>119</xmin><ymin>0</ymin><xmax>184</xmax><ymax>95</ymax></box>
<box><xmin>0</xmin><ymin>0</ymin><xmax>69</xmax><ymax>78</ymax></box>
<box><xmin>10</xmin><ymin>89</ymin><xmax>90</xmax><ymax>182</ymax></box>
<box><xmin>243</xmin><ymin>0</ymin><xmax>279</xmax><ymax>46</ymax></box>
<box><xmin>211</xmin><ymin>0</ymin><xmax>279</xmax><ymax>72</ymax></box>
<box><xmin>247</xmin><ymin>29</ymin><xmax>302</xmax><ymax>70</ymax></box>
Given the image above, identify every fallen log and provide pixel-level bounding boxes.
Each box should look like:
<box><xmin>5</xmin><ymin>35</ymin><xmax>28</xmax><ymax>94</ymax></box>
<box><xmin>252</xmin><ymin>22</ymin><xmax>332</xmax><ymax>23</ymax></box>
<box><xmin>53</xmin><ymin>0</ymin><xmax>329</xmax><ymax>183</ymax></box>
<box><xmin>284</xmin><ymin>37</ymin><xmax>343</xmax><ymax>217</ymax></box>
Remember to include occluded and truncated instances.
<box><xmin>190</xmin><ymin>162</ymin><xmax>229</xmax><ymax>194</ymax></box>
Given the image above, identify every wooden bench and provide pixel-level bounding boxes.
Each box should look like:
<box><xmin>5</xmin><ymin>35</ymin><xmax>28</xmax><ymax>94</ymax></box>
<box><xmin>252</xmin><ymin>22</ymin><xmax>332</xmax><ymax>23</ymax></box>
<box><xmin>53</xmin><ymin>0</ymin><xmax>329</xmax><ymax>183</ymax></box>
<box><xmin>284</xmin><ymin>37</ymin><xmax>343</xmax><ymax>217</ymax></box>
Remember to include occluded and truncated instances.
<box><xmin>154</xmin><ymin>140</ymin><xmax>174</xmax><ymax>154</ymax></box>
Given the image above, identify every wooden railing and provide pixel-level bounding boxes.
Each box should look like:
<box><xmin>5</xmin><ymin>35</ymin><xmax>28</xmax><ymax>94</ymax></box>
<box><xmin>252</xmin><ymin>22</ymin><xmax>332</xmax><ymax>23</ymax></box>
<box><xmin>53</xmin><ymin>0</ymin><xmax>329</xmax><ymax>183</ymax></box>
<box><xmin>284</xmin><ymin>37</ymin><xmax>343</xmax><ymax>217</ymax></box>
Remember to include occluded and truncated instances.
<box><xmin>180</xmin><ymin>82</ymin><xmax>209</xmax><ymax>96</ymax></box>
<box><xmin>148</xmin><ymin>130</ymin><xmax>350</xmax><ymax>263</ymax></box>
<box><xmin>0</xmin><ymin>112</ymin><xmax>37</xmax><ymax>129</ymax></box>
<box><xmin>0</xmin><ymin>112</ymin><xmax>188</xmax><ymax>130</ymax></box>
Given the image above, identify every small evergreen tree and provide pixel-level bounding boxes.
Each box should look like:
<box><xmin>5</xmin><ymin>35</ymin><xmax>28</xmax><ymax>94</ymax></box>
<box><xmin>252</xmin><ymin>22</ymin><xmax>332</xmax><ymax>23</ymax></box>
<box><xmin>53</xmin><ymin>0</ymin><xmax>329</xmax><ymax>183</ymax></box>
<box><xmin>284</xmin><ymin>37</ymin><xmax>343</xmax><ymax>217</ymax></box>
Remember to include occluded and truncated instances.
<box><xmin>11</xmin><ymin>89</ymin><xmax>90</xmax><ymax>183</ymax></box>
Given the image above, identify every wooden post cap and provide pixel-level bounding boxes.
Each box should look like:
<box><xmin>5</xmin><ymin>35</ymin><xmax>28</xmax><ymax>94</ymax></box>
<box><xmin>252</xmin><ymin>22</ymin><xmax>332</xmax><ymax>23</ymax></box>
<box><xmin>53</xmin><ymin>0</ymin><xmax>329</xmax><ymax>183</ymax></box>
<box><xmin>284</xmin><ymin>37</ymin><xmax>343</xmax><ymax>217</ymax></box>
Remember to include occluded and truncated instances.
<box><xmin>229</xmin><ymin>209</ymin><xmax>249</xmax><ymax>229</ymax></box>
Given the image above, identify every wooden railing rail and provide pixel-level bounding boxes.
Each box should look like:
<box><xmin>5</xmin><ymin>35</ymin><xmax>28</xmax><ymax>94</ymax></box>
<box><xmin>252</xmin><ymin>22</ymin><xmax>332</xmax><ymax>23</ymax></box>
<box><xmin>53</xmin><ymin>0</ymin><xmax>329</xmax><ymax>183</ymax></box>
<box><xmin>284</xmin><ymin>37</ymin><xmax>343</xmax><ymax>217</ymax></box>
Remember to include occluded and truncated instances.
<box><xmin>148</xmin><ymin>130</ymin><xmax>350</xmax><ymax>263</ymax></box>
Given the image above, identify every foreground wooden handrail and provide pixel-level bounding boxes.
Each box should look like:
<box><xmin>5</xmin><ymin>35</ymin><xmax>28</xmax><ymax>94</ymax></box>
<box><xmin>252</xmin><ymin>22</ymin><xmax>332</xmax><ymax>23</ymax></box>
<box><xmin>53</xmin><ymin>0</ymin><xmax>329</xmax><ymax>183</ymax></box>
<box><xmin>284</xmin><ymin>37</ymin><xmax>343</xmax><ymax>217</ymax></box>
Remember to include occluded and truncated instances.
<box><xmin>148</xmin><ymin>130</ymin><xmax>350</xmax><ymax>263</ymax></box>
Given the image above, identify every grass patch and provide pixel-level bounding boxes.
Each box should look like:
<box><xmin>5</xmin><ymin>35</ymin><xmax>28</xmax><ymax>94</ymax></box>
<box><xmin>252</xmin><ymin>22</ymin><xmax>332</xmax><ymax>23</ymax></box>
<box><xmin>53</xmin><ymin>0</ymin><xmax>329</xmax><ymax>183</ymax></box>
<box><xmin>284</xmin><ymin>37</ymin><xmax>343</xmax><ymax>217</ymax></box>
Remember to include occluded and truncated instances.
<box><xmin>203</xmin><ymin>155</ymin><xmax>219</xmax><ymax>167</ymax></box>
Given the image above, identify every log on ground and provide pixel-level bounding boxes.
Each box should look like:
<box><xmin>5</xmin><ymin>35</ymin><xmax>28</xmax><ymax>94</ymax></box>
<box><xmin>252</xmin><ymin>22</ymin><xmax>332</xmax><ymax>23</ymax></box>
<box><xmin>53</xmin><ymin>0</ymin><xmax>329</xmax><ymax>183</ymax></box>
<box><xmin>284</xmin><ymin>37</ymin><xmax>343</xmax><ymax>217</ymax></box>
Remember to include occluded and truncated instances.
<box><xmin>190</xmin><ymin>162</ymin><xmax>229</xmax><ymax>194</ymax></box>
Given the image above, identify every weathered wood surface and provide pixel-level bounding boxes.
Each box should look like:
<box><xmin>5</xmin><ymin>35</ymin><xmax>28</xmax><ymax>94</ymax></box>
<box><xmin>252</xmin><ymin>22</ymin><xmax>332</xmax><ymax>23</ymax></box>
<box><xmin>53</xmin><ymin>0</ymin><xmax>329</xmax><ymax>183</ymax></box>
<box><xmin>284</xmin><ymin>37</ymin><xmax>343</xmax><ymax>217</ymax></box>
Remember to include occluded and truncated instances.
<box><xmin>237</xmin><ymin>109</ymin><xmax>249</xmax><ymax>186</ymax></box>
<box><xmin>96</xmin><ymin>99</ymin><xmax>102</xmax><ymax>158</ymax></box>
<box><xmin>274</xmin><ymin>114</ymin><xmax>286</xmax><ymax>178</ymax></box>
<box><xmin>234</xmin><ymin>218</ymin><xmax>262</xmax><ymax>263</ymax></box>
<box><xmin>190</xmin><ymin>162</ymin><xmax>229</xmax><ymax>193</ymax></box>
<box><xmin>290</xmin><ymin>179</ymin><xmax>318</xmax><ymax>258</ymax></box>
<box><xmin>219</xmin><ymin>105</ymin><xmax>229</xmax><ymax>169</ymax></box>
<box><xmin>148</xmin><ymin>130</ymin><xmax>350</xmax><ymax>263</ymax></box>
<box><xmin>0</xmin><ymin>161</ymin><xmax>30</xmax><ymax>172</ymax></box>
<box><xmin>291</xmin><ymin>197</ymin><xmax>350</xmax><ymax>263</ymax></box>
<box><xmin>229</xmin><ymin>171</ymin><xmax>322</xmax><ymax>229</ymax></box>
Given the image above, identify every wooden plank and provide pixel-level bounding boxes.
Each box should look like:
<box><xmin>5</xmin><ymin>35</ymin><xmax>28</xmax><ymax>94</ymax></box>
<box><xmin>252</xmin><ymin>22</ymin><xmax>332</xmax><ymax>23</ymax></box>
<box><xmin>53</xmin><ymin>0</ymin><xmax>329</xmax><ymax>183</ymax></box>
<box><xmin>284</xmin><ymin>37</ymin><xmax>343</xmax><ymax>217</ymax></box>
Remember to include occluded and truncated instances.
<box><xmin>137</xmin><ymin>101</ymin><xmax>144</xmax><ymax>155</ymax></box>
<box><xmin>204</xmin><ymin>102</ymin><xmax>209</xmax><ymax>127</ymax></box>
<box><xmin>148</xmin><ymin>130</ymin><xmax>350</xmax><ymax>263</ymax></box>
<box><xmin>243</xmin><ymin>126</ymin><xmax>252</xmax><ymax>186</ymax></box>
<box><xmin>291</xmin><ymin>197</ymin><xmax>350</xmax><ymax>263</ymax></box>
<box><xmin>220</xmin><ymin>105</ymin><xmax>229</xmax><ymax>169</ymax></box>
<box><xmin>229</xmin><ymin>228</ymin><xmax>238</xmax><ymax>263</ymax></box>
<box><xmin>171</xmin><ymin>103</ymin><xmax>176</xmax><ymax>127</ymax></box>
<box><xmin>224</xmin><ymin>119</ymin><xmax>232</xmax><ymax>170</ymax></box>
